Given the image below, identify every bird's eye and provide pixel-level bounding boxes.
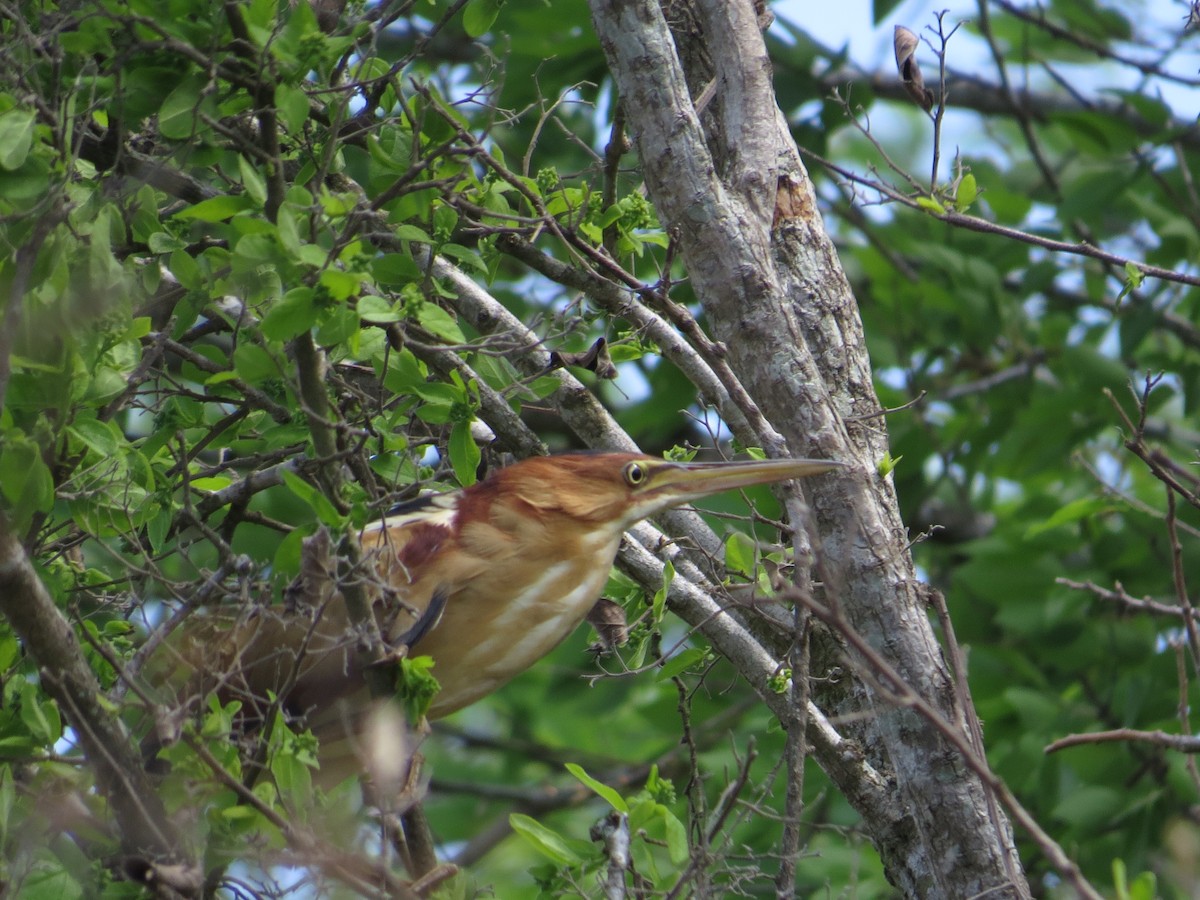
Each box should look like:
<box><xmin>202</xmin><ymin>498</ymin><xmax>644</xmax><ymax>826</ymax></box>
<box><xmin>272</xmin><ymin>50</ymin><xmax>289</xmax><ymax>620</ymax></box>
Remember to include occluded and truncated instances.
<box><xmin>623</xmin><ymin>461</ymin><xmax>647</xmax><ymax>486</ymax></box>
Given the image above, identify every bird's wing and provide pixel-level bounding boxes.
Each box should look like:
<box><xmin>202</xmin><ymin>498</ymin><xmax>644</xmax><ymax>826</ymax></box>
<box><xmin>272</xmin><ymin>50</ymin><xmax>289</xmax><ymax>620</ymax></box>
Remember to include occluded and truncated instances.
<box><xmin>147</xmin><ymin>498</ymin><xmax>466</xmax><ymax>779</ymax></box>
<box><xmin>359</xmin><ymin>491</ymin><xmax>493</xmax><ymax>650</ymax></box>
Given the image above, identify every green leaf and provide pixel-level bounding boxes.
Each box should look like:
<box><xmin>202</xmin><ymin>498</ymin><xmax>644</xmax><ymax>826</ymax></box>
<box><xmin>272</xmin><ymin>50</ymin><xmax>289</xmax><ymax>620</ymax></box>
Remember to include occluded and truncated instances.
<box><xmin>1113</xmin><ymin>859</ymin><xmax>1130</xmax><ymax>900</ymax></box>
<box><xmin>1050</xmin><ymin>786</ymin><xmax>1123</xmax><ymax>828</ymax></box>
<box><xmin>168</xmin><ymin>247</ymin><xmax>202</xmax><ymax>288</ymax></box>
<box><xmin>414</xmin><ymin>302</ymin><xmax>465</xmax><ymax>342</ymax></box>
<box><xmin>371</xmin><ymin>253</ymin><xmax>421</xmax><ymax>286</ymax></box>
<box><xmin>955</xmin><ymin>173</ymin><xmax>977</xmax><ymax>211</ymax></box>
<box><xmin>146</xmin><ymin>508</ymin><xmax>172</xmax><ymax>554</ymax></box>
<box><xmin>0</xmin><ymin>765</ymin><xmax>13</xmax><ymax>843</ymax></box>
<box><xmin>877</xmin><ymin>451</ymin><xmax>902</xmax><ymax>477</ymax></box>
<box><xmin>655</xmin><ymin>646</ymin><xmax>710</xmax><ymax>682</ymax></box>
<box><xmin>0</xmin><ymin>148</ymin><xmax>49</xmax><ymax>202</ymax></box>
<box><xmin>280</xmin><ymin>469</ymin><xmax>343</xmax><ymax>527</ymax></box>
<box><xmin>276</xmin><ymin>207</ymin><xmax>303</xmax><ymax>257</ymax></box>
<box><xmin>238</xmin><ymin>154</ymin><xmax>267</xmax><ymax>205</ymax></box>
<box><xmin>148</xmin><ymin>231</ymin><xmax>187</xmax><ymax>253</ymax></box>
<box><xmin>509</xmin><ymin>813</ymin><xmax>586</xmax><ymax>866</ymax></box>
<box><xmin>158</xmin><ymin>75</ymin><xmax>213</xmax><ymax>140</ymax></box>
<box><xmin>318</xmin><ymin>268</ymin><xmax>363</xmax><ymax>301</ymax></box>
<box><xmin>723</xmin><ymin>531</ymin><xmax>756</xmax><ymax>577</ymax></box>
<box><xmin>463</xmin><ymin>0</ymin><xmax>503</xmax><ymax>37</ymax></box>
<box><xmin>315</xmin><ymin>305</ymin><xmax>360</xmax><ymax>347</ymax></box>
<box><xmin>448</xmin><ymin>419</ymin><xmax>480</xmax><ymax>487</ymax></box>
<box><xmin>916</xmin><ymin>196</ymin><xmax>946</xmax><ymax>215</ymax></box>
<box><xmin>277</xmin><ymin>0</ymin><xmax>321</xmax><ymax>57</ymax></box>
<box><xmin>0</xmin><ymin>108</ymin><xmax>35</xmax><ymax>171</ymax></box>
<box><xmin>660</xmin><ymin>806</ymin><xmax>688</xmax><ymax>864</ymax></box>
<box><xmin>273</xmin><ymin>525</ymin><xmax>309</xmax><ymax>577</ymax></box>
<box><xmin>128</xmin><ymin>316</ymin><xmax>152</xmax><ymax>340</ymax></box>
<box><xmin>270</xmin><ymin>733</ymin><xmax>314</xmax><ymax>817</ymax></box>
<box><xmin>394</xmin><ymin>655</ymin><xmax>441</xmax><ymax>722</ymax></box>
<box><xmin>0</xmin><ymin>439</ymin><xmax>54</xmax><ymax>531</ymax></box>
<box><xmin>260</xmin><ymin>287</ymin><xmax>318</xmax><ymax>341</ymax></box>
<box><xmin>0</xmin><ymin>633</ymin><xmax>18</xmax><ymax>672</ymax></box>
<box><xmin>366</xmin><ymin>132</ymin><xmax>411</xmax><ymax>173</ymax></box>
<box><xmin>233</xmin><ymin>343</ymin><xmax>279</xmax><ymax>384</ymax></box>
<box><xmin>275</xmin><ymin>83</ymin><xmax>310</xmax><ymax>134</ymax></box>
<box><xmin>68</xmin><ymin>417</ymin><xmax>120</xmax><ymax>458</ymax></box>
<box><xmin>174</xmin><ymin>194</ymin><xmax>255</xmax><ymax>222</ymax></box>
<box><xmin>439</xmin><ymin>242</ymin><xmax>485</xmax><ymax>273</ymax></box>
<box><xmin>1024</xmin><ymin>496</ymin><xmax>1108</xmax><ymax>538</ymax></box>
<box><xmin>394</xmin><ymin>224</ymin><xmax>432</xmax><ymax>242</ymax></box>
<box><xmin>18</xmin><ymin>680</ymin><xmax>61</xmax><ymax>746</ymax></box>
<box><xmin>1128</xmin><ymin>871</ymin><xmax>1157</xmax><ymax>900</ymax></box>
<box><xmin>358</xmin><ymin>294</ymin><xmax>403</xmax><ymax>324</ymax></box>
<box><xmin>565</xmin><ymin>762</ymin><xmax>629</xmax><ymax>813</ymax></box>
<box><xmin>297</xmin><ymin>243</ymin><xmax>330</xmax><ymax>268</ymax></box>
<box><xmin>652</xmin><ymin>560</ymin><xmax>674</xmax><ymax>624</ymax></box>
<box><xmin>17</xmin><ymin>862</ymin><xmax>83</xmax><ymax>900</ymax></box>
<box><xmin>643</xmin><ymin>764</ymin><xmax>676</xmax><ymax>805</ymax></box>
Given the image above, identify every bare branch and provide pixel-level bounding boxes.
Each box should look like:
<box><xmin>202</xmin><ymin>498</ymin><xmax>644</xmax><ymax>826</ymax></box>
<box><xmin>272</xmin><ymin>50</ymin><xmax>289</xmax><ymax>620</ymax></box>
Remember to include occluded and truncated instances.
<box><xmin>1046</xmin><ymin>728</ymin><xmax>1200</xmax><ymax>755</ymax></box>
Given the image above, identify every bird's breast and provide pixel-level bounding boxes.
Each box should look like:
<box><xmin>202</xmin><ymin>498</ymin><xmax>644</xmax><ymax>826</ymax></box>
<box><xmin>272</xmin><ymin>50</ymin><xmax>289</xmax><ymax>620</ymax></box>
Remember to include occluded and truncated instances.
<box><xmin>415</xmin><ymin>530</ymin><xmax>622</xmax><ymax>717</ymax></box>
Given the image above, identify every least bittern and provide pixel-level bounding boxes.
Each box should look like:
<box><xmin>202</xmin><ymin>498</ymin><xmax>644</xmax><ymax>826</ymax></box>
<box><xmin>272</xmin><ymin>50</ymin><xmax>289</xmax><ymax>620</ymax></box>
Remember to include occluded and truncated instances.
<box><xmin>160</xmin><ymin>452</ymin><xmax>840</xmax><ymax>773</ymax></box>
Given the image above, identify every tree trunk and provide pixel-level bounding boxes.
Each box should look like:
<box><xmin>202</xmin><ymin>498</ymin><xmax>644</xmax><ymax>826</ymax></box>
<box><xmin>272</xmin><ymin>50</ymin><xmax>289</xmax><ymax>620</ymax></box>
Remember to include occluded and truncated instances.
<box><xmin>588</xmin><ymin>1</ymin><xmax>1030</xmax><ymax>896</ymax></box>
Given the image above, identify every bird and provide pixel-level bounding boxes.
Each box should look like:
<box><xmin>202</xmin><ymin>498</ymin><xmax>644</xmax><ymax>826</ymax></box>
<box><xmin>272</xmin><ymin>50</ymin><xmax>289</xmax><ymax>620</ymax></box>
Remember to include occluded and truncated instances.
<box><xmin>154</xmin><ymin>452</ymin><xmax>841</xmax><ymax>780</ymax></box>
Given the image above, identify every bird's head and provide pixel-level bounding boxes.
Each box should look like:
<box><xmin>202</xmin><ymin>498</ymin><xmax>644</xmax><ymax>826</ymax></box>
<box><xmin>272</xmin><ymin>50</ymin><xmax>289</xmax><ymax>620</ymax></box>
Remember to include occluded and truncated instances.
<box><xmin>477</xmin><ymin>452</ymin><xmax>844</xmax><ymax>535</ymax></box>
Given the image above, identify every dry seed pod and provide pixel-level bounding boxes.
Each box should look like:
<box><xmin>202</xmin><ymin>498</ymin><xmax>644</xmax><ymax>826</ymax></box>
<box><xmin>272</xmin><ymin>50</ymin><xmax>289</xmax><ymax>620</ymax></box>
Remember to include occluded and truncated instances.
<box><xmin>894</xmin><ymin>26</ymin><xmax>935</xmax><ymax>112</ymax></box>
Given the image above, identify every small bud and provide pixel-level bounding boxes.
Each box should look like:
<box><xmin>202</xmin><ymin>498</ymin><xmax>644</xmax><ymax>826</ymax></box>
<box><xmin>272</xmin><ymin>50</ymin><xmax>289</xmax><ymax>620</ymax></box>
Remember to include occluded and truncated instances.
<box><xmin>585</xmin><ymin>597</ymin><xmax>628</xmax><ymax>653</ymax></box>
<box><xmin>893</xmin><ymin>26</ymin><xmax>935</xmax><ymax>112</ymax></box>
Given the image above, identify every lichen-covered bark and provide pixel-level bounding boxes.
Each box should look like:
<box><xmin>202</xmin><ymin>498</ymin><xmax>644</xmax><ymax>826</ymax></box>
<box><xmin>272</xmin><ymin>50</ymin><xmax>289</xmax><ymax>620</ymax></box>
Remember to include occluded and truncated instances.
<box><xmin>587</xmin><ymin>0</ymin><xmax>1029</xmax><ymax>895</ymax></box>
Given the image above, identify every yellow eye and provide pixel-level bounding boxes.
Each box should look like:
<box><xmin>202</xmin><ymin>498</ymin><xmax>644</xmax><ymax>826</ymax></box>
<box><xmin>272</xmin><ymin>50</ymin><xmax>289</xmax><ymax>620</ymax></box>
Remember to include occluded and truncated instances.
<box><xmin>623</xmin><ymin>461</ymin><xmax>647</xmax><ymax>486</ymax></box>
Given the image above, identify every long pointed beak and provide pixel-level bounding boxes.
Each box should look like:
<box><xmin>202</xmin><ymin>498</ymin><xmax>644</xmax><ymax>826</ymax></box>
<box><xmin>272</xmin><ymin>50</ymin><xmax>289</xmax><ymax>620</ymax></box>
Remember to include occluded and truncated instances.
<box><xmin>643</xmin><ymin>456</ymin><xmax>846</xmax><ymax>506</ymax></box>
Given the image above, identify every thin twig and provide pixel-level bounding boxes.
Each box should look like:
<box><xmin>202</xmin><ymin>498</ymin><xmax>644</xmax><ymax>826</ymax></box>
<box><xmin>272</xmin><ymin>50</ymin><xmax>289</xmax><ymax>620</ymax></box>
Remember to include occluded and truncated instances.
<box><xmin>925</xmin><ymin>11</ymin><xmax>963</xmax><ymax>191</ymax></box>
<box><xmin>930</xmin><ymin>587</ymin><xmax>1024</xmax><ymax>891</ymax></box>
<box><xmin>187</xmin><ymin>738</ymin><xmax>418</xmax><ymax>898</ymax></box>
<box><xmin>974</xmin><ymin>0</ymin><xmax>1060</xmax><ymax>197</ymax></box>
<box><xmin>1057</xmin><ymin>577</ymin><xmax>1199</xmax><ymax>621</ymax></box>
<box><xmin>773</xmin><ymin>604</ymin><xmax>809</xmax><ymax>898</ymax></box>
<box><xmin>1174</xmin><ymin>643</ymin><xmax>1200</xmax><ymax>794</ymax></box>
<box><xmin>804</xmin><ymin>147</ymin><xmax>1200</xmax><ymax>289</ymax></box>
<box><xmin>1165</xmin><ymin>489</ymin><xmax>1200</xmax><ymax>670</ymax></box>
<box><xmin>1046</xmin><ymin>728</ymin><xmax>1200</xmax><ymax>754</ymax></box>
<box><xmin>992</xmin><ymin>0</ymin><xmax>1200</xmax><ymax>88</ymax></box>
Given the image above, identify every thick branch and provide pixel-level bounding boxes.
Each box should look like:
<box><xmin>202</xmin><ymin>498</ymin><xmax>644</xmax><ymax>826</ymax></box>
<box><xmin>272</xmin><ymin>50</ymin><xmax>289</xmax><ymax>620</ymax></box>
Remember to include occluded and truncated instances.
<box><xmin>495</xmin><ymin>233</ymin><xmax>757</xmax><ymax>443</ymax></box>
<box><xmin>588</xmin><ymin>0</ymin><xmax>1030</xmax><ymax>895</ymax></box>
